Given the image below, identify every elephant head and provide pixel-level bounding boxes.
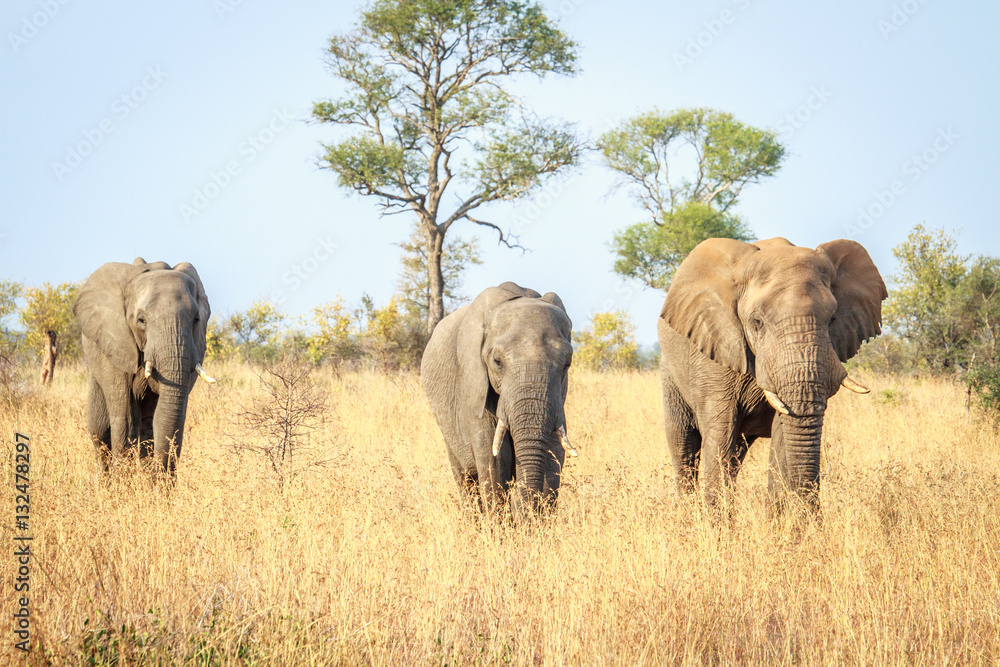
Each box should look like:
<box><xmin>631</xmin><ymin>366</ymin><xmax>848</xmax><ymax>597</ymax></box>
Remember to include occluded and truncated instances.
<box><xmin>458</xmin><ymin>282</ymin><xmax>574</xmax><ymax>515</ymax></box>
<box><xmin>661</xmin><ymin>238</ymin><xmax>886</xmax><ymax>505</ymax></box>
<box><xmin>74</xmin><ymin>258</ymin><xmax>212</xmax><ymax>472</ymax></box>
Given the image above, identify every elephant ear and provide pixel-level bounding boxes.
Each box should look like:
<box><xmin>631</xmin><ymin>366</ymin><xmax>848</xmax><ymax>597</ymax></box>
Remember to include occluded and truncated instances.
<box><xmin>133</xmin><ymin>257</ymin><xmax>172</xmax><ymax>272</ymax></box>
<box><xmin>540</xmin><ymin>292</ymin><xmax>566</xmax><ymax>312</ymax></box>
<box><xmin>540</xmin><ymin>292</ymin><xmax>572</xmax><ymax>338</ymax></box>
<box><xmin>660</xmin><ymin>238</ymin><xmax>760</xmax><ymax>374</ymax></box>
<box><xmin>173</xmin><ymin>262</ymin><xmax>211</xmax><ymax>362</ymax></box>
<box><xmin>496</xmin><ymin>281</ymin><xmax>541</xmax><ymax>299</ymax></box>
<box><xmin>816</xmin><ymin>240</ymin><xmax>887</xmax><ymax>362</ymax></box>
<box><xmin>457</xmin><ymin>282</ymin><xmax>538</xmax><ymax>419</ymax></box>
<box><xmin>74</xmin><ymin>262</ymin><xmax>143</xmax><ymax>373</ymax></box>
<box><xmin>753</xmin><ymin>237</ymin><xmax>794</xmax><ymax>251</ymax></box>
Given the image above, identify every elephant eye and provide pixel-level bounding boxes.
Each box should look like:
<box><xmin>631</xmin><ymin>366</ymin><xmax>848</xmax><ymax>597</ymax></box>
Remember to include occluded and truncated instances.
<box><xmin>137</xmin><ymin>317</ymin><xmax>146</xmax><ymax>326</ymax></box>
<box><xmin>492</xmin><ymin>355</ymin><xmax>503</xmax><ymax>371</ymax></box>
<box><xmin>750</xmin><ymin>316</ymin><xmax>763</xmax><ymax>332</ymax></box>
<box><xmin>193</xmin><ymin>315</ymin><xmax>200</xmax><ymax>325</ymax></box>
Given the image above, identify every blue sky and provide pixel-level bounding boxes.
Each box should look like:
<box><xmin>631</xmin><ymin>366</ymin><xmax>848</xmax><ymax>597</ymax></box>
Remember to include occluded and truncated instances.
<box><xmin>2</xmin><ymin>1</ymin><xmax>997</xmax><ymax>343</ymax></box>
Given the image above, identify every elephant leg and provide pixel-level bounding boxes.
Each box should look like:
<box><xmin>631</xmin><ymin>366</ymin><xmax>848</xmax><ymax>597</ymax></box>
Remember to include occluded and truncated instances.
<box><xmin>86</xmin><ymin>375</ymin><xmax>112</xmax><ymax>471</ymax></box>
<box><xmin>767</xmin><ymin>430</ymin><xmax>788</xmax><ymax>515</ymax></box>
<box><xmin>729</xmin><ymin>434</ymin><xmax>752</xmax><ymax>478</ymax></box>
<box><xmin>474</xmin><ymin>445</ymin><xmax>508</xmax><ymax>518</ymax></box>
<box><xmin>138</xmin><ymin>392</ymin><xmax>157</xmax><ymax>460</ymax></box>
<box><xmin>106</xmin><ymin>389</ymin><xmax>137</xmax><ymax>469</ymax></box>
<box><xmin>541</xmin><ymin>446</ymin><xmax>563</xmax><ymax>505</ymax></box>
<box><xmin>662</xmin><ymin>378</ymin><xmax>701</xmax><ymax>494</ymax></box>
<box><xmin>697</xmin><ymin>405</ymin><xmax>742</xmax><ymax>510</ymax></box>
<box><xmin>456</xmin><ymin>413</ymin><xmax>510</xmax><ymax>517</ymax></box>
<box><xmin>447</xmin><ymin>447</ymin><xmax>482</xmax><ymax>513</ymax></box>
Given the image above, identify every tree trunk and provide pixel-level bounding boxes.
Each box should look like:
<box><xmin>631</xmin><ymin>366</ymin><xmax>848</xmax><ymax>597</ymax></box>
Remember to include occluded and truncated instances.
<box><xmin>426</xmin><ymin>225</ymin><xmax>445</xmax><ymax>335</ymax></box>
<box><xmin>40</xmin><ymin>331</ymin><xmax>57</xmax><ymax>385</ymax></box>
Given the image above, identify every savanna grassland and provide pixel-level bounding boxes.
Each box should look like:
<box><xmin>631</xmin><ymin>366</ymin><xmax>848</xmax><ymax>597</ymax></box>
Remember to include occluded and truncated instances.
<box><xmin>1</xmin><ymin>363</ymin><xmax>999</xmax><ymax>665</ymax></box>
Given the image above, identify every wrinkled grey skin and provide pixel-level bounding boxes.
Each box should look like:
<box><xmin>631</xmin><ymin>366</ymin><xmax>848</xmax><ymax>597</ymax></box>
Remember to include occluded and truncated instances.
<box><xmin>421</xmin><ymin>282</ymin><xmax>573</xmax><ymax>519</ymax></box>
<box><xmin>74</xmin><ymin>258</ymin><xmax>211</xmax><ymax>475</ymax></box>
<box><xmin>658</xmin><ymin>238</ymin><xmax>886</xmax><ymax>513</ymax></box>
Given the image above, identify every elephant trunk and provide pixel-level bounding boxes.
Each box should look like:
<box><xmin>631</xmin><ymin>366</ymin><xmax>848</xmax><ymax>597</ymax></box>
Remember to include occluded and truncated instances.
<box><xmin>779</xmin><ymin>413</ymin><xmax>825</xmax><ymax>505</ymax></box>
<box><xmin>501</xmin><ymin>364</ymin><xmax>565</xmax><ymax>517</ymax></box>
<box><xmin>147</xmin><ymin>322</ymin><xmax>196</xmax><ymax>475</ymax></box>
<box><xmin>153</xmin><ymin>385</ymin><xmax>189</xmax><ymax>475</ymax></box>
<box><xmin>766</xmin><ymin>317</ymin><xmax>846</xmax><ymax>417</ymax></box>
<box><xmin>511</xmin><ymin>437</ymin><xmax>550</xmax><ymax>516</ymax></box>
<box><xmin>766</xmin><ymin>319</ymin><xmax>846</xmax><ymax>510</ymax></box>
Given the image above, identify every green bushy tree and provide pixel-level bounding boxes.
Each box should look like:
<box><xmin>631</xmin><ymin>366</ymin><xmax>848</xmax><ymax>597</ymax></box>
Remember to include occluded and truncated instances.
<box><xmin>884</xmin><ymin>225</ymin><xmax>1000</xmax><ymax>372</ymax></box>
<box><xmin>218</xmin><ymin>300</ymin><xmax>287</xmax><ymax>363</ymax></box>
<box><xmin>598</xmin><ymin>108</ymin><xmax>784</xmax><ymax>290</ymax></box>
<box><xmin>573</xmin><ymin>310</ymin><xmax>640</xmax><ymax>371</ymax></box>
<box><xmin>611</xmin><ymin>201</ymin><xmax>753</xmax><ymax>290</ymax></box>
<box><xmin>306</xmin><ymin>299</ymin><xmax>361</xmax><ymax>367</ymax></box>
<box><xmin>0</xmin><ymin>280</ymin><xmax>21</xmax><ymax>359</ymax></box>
<box><xmin>20</xmin><ymin>282</ymin><xmax>82</xmax><ymax>362</ymax></box>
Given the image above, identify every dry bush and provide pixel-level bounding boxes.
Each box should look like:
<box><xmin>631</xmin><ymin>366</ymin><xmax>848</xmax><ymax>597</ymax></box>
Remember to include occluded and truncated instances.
<box><xmin>227</xmin><ymin>358</ymin><xmax>332</xmax><ymax>488</ymax></box>
<box><xmin>1</xmin><ymin>365</ymin><xmax>998</xmax><ymax>665</ymax></box>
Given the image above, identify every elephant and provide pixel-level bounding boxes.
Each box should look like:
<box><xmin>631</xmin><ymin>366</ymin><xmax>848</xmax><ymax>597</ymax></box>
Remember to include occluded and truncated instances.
<box><xmin>74</xmin><ymin>257</ymin><xmax>215</xmax><ymax>475</ymax></box>
<box><xmin>657</xmin><ymin>237</ymin><xmax>887</xmax><ymax>513</ymax></box>
<box><xmin>421</xmin><ymin>282</ymin><xmax>577</xmax><ymax>519</ymax></box>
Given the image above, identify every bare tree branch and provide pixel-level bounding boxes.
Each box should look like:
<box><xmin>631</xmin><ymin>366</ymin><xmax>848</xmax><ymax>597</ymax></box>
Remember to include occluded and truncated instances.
<box><xmin>466</xmin><ymin>214</ymin><xmax>525</xmax><ymax>251</ymax></box>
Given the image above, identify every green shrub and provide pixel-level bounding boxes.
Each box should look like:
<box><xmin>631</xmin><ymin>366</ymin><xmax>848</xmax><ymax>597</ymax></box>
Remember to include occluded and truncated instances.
<box><xmin>573</xmin><ymin>310</ymin><xmax>640</xmax><ymax>371</ymax></box>
<box><xmin>965</xmin><ymin>360</ymin><xmax>1000</xmax><ymax>422</ymax></box>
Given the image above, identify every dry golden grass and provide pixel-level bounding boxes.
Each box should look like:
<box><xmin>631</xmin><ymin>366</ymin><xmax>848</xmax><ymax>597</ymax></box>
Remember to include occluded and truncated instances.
<box><xmin>2</xmin><ymin>363</ymin><xmax>999</xmax><ymax>665</ymax></box>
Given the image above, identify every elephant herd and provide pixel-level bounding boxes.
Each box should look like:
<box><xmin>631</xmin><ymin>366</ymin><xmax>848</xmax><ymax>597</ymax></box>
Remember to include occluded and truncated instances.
<box><xmin>75</xmin><ymin>237</ymin><xmax>887</xmax><ymax>517</ymax></box>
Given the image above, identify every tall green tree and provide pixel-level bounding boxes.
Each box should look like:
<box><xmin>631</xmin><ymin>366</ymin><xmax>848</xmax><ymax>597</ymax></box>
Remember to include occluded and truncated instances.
<box><xmin>598</xmin><ymin>108</ymin><xmax>784</xmax><ymax>289</ymax></box>
<box><xmin>610</xmin><ymin>201</ymin><xmax>752</xmax><ymax>291</ymax></box>
<box><xmin>227</xmin><ymin>300</ymin><xmax>287</xmax><ymax>362</ymax></box>
<box><xmin>306</xmin><ymin>298</ymin><xmax>360</xmax><ymax>367</ymax></box>
<box><xmin>572</xmin><ymin>310</ymin><xmax>640</xmax><ymax>371</ymax></box>
<box><xmin>313</xmin><ymin>0</ymin><xmax>583</xmax><ymax>333</ymax></box>
<box><xmin>0</xmin><ymin>280</ymin><xmax>21</xmax><ymax>359</ymax></box>
<box><xmin>20</xmin><ymin>282</ymin><xmax>82</xmax><ymax>377</ymax></box>
<box><xmin>885</xmin><ymin>224</ymin><xmax>1000</xmax><ymax>372</ymax></box>
<box><xmin>961</xmin><ymin>255</ymin><xmax>1000</xmax><ymax>360</ymax></box>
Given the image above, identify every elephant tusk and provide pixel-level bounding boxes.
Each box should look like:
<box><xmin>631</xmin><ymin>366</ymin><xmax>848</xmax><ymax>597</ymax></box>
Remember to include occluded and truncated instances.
<box><xmin>558</xmin><ymin>425</ymin><xmax>578</xmax><ymax>457</ymax></box>
<box><xmin>842</xmin><ymin>376</ymin><xmax>869</xmax><ymax>394</ymax></box>
<box><xmin>763</xmin><ymin>389</ymin><xmax>791</xmax><ymax>415</ymax></box>
<box><xmin>491</xmin><ymin>418</ymin><xmax>507</xmax><ymax>457</ymax></box>
<box><xmin>195</xmin><ymin>363</ymin><xmax>216</xmax><ymax>384</ymax></box>
<box><xmin>144</xmin><ymin>361</ymin><xmax>153</xmax><ymax>379</ymax></box>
